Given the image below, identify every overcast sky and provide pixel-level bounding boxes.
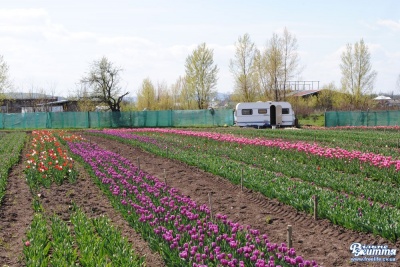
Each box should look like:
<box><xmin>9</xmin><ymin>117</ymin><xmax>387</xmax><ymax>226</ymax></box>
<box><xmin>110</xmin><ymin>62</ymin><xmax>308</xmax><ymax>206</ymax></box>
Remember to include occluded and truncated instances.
<box><xmin>1</xmin><ymin>0</ymin><xmax>399</xmax><ymax>98</ymax></box>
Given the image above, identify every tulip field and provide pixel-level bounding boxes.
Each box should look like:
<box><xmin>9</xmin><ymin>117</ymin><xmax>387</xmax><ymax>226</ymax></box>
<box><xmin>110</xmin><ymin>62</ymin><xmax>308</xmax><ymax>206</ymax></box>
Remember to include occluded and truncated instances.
<box><xmin>1</xmin><ymin>126</ymin><xmax>399</xmax><ymax>266</ymax></box>
<box><xmin>89</xmin><ymin>128</ymin><xmax>400</xmax><ymax>241</ymax></box>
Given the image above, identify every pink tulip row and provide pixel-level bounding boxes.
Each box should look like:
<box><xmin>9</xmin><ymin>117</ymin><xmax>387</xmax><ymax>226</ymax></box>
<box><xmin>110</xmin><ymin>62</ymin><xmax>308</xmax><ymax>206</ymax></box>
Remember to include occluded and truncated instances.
<box><xmin>116</xmin><ymin>128</ymin><xmax>400</xmax><ymax>171</ymax></box>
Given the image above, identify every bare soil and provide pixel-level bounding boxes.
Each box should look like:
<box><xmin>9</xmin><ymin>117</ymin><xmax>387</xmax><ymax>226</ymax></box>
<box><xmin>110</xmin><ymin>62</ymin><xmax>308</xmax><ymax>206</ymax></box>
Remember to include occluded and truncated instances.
<box><xmin>0</xmin><ymin>132</ymin><xmax>399</xmax><ymax>267</ymax></box>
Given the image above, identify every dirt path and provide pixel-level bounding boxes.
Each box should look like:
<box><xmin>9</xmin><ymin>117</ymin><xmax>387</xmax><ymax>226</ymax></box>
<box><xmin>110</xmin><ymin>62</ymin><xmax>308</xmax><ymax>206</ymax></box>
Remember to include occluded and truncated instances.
<box><xmin>0</xmin><ymin>142</ymin><xmax>34</xmax><ymax>266</ymax></box>
<box><xmin>86</xmin><ymin>133</ymin><xmax>400</xmax><ymax>267</ymax></box>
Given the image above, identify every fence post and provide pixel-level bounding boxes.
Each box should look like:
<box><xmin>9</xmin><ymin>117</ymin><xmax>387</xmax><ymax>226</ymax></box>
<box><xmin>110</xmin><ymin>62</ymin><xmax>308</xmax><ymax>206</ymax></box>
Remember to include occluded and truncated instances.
<box><xmin>73</xmin><ymin>111</ymin><xmax>76</xmax><ymax>129</ymax></box>
<box><xmin>130</xmin><ymin>111</ymin><xmax>133</xmax><ymax>127</ymax></box>
<box><xmin>336</xmin><ymin>111</ymin><xmax>339</xmax><ymax>127</ymax></box>
<box><xmin>241</xmin><ymin>169</ymin><xmax>244</xmax><ymax>191</ymax></box>
<box><xmin>96</xmin><ymin>111</ymin><xmax>100</xmax><ymax>128</ymax></box>
<box><xmin>313</xmin><ymin>195</ymin><xmax>318</xmax><ymax>220</ymax></box>
<box><xmin>0</xmin><ymin>113</ymin><xmax>3</xmax><ymax>129</ymax></box>
<box><xmin>287</xmin><ymin>225</ymin><xmax>292</xmax><ymax>248</ymax></box>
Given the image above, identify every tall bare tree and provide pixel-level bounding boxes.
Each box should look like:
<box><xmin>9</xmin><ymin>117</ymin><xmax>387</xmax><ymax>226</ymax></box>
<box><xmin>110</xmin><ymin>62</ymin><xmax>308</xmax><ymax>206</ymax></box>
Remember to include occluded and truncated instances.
<box><xmin>0</xmin><ymin>55</ymin><xmax>12</xmax><ymax>107</ymax></box>
<box><xmin>266</xmin><ymin>33</ymin><xmax>283</xmax><ymax>101</ymax></box>
<box><xmin>0</xmin><ymin>55</ymin><xmax>12</xmax><ymax>94</ymax></box>
<box><xmin>253</xmin><ymin>29</ymin><xmax>301</xmax><ymax>102</ymax></box>
<box><xmin>185</xmin><ymin>43</ymin><xmax>219</xmax><ymax>109</ymax></box>
<box><xmin>340</xmin><ymin>39</ymin><xmax>377</xmax><ymax>109</ymax></box>
<box><xmin>281</xmin><ymin>27</ymin><xmax>300</xmax><ymax>100</ymax></box>
<box><xmin>229</xmin><ymin>33</ymin><xmax>258</xmax><ymax>102</ymax></box>
<box><xmin>80</xmin><ymin>57</ymin><xmax>128</xmax><ymax>112</ymax></box>
<box><xmin>253</xmin><ymin>49</ymin><xmax>274</xmax><ymax>101</ymax></box>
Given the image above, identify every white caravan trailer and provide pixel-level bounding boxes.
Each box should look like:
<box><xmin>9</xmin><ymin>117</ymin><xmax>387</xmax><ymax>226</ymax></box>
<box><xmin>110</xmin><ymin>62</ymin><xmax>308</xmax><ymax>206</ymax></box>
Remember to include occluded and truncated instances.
<box><xmin>234</xmin><ymin>101</ymin><xmax>296</xmax><ymax>128</ymax></box>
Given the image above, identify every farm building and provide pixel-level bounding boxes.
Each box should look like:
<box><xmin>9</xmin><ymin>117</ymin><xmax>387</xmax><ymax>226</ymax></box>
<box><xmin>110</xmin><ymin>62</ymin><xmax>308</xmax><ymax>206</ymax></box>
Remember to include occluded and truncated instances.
<box><xmin>0</xmin><ymin>92</ymin><xmax>78</xmax><ymax>113</ymax></box>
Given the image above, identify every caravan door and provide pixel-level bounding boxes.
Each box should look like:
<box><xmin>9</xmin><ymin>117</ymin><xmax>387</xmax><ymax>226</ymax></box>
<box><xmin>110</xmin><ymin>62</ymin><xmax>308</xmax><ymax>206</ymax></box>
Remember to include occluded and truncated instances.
<box><xmin>270</xmin><ymin>105</ymin><xmax>283</xmax><ymax>126</ymax></box>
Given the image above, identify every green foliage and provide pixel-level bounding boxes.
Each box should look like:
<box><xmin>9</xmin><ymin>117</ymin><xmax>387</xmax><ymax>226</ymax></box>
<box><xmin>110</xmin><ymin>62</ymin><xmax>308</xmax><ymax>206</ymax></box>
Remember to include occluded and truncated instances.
<box><xmin>0</xmin><ymin>132</ymin><xmax>26</xmax><ymax>204</ymax></box>
<box><xmin>298</xmin><ymin>113</ymin><xmax>325</xmax><ymax>127</ymax></box>
<box><xmin>71</xmin><ymin>208</ymin><xmax>144</xmax><ymax>266</ymax></box>
<box><xmin>24</xmin><ymin>206</ymin><xmax>144</xmax><ymax>266</ymax></box>
<box><xmin>50</xmin><ymin>215</ymin><xmax>78</xmax><ymax>266</ymax></box>
<box><xmin>23</xmin><ymin>213</ymin><xmax>51</xmax><ymax>267</ymax></box>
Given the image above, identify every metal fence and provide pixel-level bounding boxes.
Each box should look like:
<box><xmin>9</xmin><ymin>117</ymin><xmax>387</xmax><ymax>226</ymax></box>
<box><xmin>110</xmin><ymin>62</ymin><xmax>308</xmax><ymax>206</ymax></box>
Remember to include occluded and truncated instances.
<box><xmin>0</xmin><ymin>109</ymin><xmax>234</xmax><ymax>129</ymax></box>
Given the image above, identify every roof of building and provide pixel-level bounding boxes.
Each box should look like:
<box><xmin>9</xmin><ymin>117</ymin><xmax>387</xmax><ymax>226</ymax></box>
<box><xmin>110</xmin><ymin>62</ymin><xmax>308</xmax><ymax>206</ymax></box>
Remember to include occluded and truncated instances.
<box><xmin>373</xmin><ymin>95</ymin><xmax>392</xmax><ymax>100</ymax></box>
<box><xmin>289</xmin><ymin>89</ymin><xmax>322</xmax><ymax>97</ymax></box>
<box><xmin>37</xmin><ymin>99</ymin><xmax>70</xmax><ymax>106</ymax></box>
<box><xmin>4</xmin><ymin>92</ymin><xmax>69</xmax><ymax>100</ymax></box>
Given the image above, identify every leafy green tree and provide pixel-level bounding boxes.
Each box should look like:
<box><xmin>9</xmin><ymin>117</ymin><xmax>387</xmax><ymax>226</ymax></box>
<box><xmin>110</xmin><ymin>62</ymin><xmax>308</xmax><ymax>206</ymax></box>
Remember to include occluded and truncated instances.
<box><xmin>185</xmin><ymin>43</ymin><xmax>219</xmax><ymax>109</ymax></box>
<box><xmin>340</xmin><ymin>39</ymin><xmax>377</xmax><ymax>109</ymax></box>
<box><xmin>80</xmin><ymin>56</ymin><xmax>128</xmax><ymax>112</ymax></box>
<box><xmin>136</xmin><ymin>78</ymin><xmax>156</xmax><ymax>111</ymax></box>
<box><xmin>311</xmin><ymin>82</ymin><xmax>337</xmax><ymax>111</ymax></box>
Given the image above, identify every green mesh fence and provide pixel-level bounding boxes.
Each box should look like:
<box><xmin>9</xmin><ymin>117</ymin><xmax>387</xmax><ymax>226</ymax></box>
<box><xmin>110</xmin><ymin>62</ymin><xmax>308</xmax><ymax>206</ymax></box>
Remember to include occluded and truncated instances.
<box><xmin>0</xmin><ymin>109</ymin><xmax>234</xmax><ymax>129</ymax></box>
<box><xmin>2</xmin><ymin>113</ymin><xmax>49</xmax><ymax>129</ymax></box>
<box><xmin>49</xmin><ymin>112</ymin><xmax>90</xmax><ymax>128</ymax></box>
<box><xmin>325</xmin><ymin>110</ymin><xmax>400</xmax><ymax>127</ymax></box>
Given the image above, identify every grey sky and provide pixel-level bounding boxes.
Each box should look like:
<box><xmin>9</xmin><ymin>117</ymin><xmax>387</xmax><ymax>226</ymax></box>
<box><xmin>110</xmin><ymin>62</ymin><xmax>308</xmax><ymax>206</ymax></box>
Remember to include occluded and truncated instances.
<box><xmin>1</xmin><ymin>0</ymin><xmax>399</xmax><ymax>97</ymax></box>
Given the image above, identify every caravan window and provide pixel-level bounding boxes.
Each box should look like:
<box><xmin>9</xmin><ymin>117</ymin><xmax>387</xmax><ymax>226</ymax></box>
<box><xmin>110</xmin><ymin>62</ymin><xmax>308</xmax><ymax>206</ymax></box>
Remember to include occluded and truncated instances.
<box><xmin>282</xmin><ymin>108</ymin><xmax>290</xmax><ymax>114</ymax></box>
<box><xmin>241</xmin><ymin>109</ymin><xmax>253</xmax><ymax>115</ymax></box>
<box><xmin>258</xmin><ymin>109</ymin><xmax>267</xmax><ymax>114</ymax></box>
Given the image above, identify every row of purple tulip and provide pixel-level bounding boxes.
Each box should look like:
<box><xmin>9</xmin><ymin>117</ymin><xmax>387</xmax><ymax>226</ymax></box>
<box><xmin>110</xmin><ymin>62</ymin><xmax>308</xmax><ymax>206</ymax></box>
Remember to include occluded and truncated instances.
<box><xmin>68</xmin><ymin>140</ymin><xmax>318</xmax><ymax>267</ymax></box>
